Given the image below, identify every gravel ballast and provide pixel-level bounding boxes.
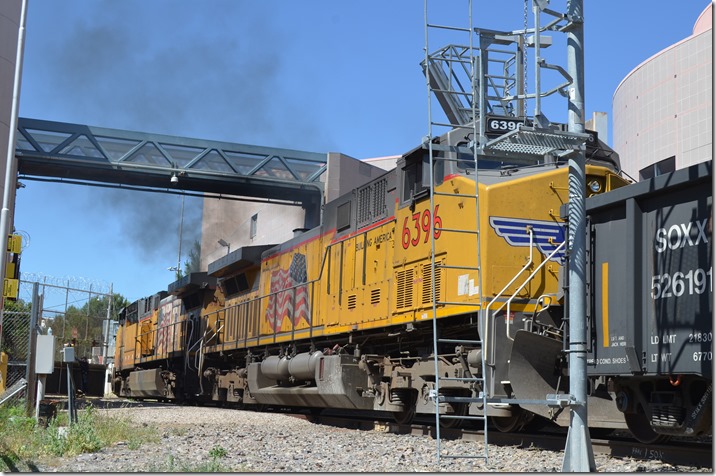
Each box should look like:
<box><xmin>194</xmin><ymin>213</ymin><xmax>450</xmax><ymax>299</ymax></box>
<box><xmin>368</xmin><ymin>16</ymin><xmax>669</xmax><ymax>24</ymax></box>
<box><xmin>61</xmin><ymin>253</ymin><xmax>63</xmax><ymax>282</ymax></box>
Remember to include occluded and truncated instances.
<box><xmin>36</xmin><ymin>403</ymin><xmax>709</xmax><ymax>472</ymax></box>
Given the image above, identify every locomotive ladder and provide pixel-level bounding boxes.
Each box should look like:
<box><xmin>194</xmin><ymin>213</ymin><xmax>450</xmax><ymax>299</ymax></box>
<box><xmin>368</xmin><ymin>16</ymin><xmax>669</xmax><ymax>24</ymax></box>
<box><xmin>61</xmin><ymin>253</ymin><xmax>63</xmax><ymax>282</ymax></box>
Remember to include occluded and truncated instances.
<box><xmin>424</xmin><ymin>0</ymin><xmax>489</xmax><ymax>465</ymax></box>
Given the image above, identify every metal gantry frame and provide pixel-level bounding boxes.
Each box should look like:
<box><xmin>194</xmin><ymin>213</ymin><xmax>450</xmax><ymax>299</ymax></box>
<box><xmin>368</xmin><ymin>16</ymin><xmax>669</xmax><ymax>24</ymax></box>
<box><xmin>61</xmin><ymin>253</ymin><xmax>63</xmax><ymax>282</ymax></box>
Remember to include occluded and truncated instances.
<box><xmin>423</xmin><ymin>0</ymin><xmax>594</xmax><ymax>469</ymax></box>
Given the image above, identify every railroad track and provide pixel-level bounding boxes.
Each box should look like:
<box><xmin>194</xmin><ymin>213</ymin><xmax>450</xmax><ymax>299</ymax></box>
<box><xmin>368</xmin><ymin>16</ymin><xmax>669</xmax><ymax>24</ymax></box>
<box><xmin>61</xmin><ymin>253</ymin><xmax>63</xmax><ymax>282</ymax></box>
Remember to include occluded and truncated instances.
<box><xmin>60</xmin><ymin>397</ymin><xmax>713</xmax><ymax>469</ymax></box>
<box><xmin>303</xmin><ymin>411</ymin><xmax>712</xmax><ymax>469</ymax></box>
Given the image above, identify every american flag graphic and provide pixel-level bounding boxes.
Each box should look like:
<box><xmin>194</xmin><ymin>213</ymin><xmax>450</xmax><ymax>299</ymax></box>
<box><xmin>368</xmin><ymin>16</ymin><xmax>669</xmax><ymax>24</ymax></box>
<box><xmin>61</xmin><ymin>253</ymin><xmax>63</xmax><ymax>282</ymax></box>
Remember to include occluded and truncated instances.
<box><xmin>156</xmin><ymin>297</ymin><xmax>178</xmax><ymax>355</ymax></box>
<box><xmin>265</xmin><ymin>253</ymin><xmax>311</xmax><ymax>331</ymax></box>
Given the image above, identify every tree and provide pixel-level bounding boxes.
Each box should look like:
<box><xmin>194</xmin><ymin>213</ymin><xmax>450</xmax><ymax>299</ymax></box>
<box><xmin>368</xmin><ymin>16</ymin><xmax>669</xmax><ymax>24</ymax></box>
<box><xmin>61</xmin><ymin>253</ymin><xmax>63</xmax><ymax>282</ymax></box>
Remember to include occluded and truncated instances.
<box><xmin>183</xmin><ymin>240</ymin><xmax>201</xmax><ymax>276</ymax></box>
<box><xmin>47</xmin><ymin>293</ymin><xmax>128</xmax><ymax>360</ymax></box>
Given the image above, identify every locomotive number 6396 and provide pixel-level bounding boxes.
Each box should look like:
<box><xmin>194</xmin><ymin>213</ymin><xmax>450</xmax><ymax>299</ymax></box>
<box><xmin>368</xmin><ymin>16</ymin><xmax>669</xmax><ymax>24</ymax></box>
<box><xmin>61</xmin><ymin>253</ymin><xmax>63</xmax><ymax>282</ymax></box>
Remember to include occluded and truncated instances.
<box><xmin>402</xmin><ymin>205</ymin><xmax>442</xmax><ymax>249</ymax></box>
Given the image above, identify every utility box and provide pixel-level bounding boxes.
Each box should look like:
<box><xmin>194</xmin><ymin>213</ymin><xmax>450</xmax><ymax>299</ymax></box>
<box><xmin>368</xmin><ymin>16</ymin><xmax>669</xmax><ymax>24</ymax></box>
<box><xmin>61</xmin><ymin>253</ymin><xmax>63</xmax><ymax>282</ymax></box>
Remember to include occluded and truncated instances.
<box><xmin>61</xmin><ymin>346</ymin><xmax>75</xmax><ymax>363</ymax></box>
<box><xmin>35</xmin><ymin>335</ymin><xmax>56</xmax><ymax>374</ymax></box>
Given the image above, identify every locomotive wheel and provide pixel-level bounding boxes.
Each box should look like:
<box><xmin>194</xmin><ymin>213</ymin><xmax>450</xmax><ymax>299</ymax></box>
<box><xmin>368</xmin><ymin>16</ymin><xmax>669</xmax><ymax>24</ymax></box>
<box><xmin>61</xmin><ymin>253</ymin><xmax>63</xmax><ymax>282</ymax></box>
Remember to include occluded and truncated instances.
<box><xmin>624</xmin><ymin>412</ymin><xmax>671</xmax><ymax>444</ymax></box>
<box><xmin>491</xmin><ymin>408</ymin><xmax>528</xmax><ymax>433</ymax></box>
<box><xmin>391</xmin><ymin>389</ymin><xmax>417</xmax><ymax>425</ymax></box>
<box><xmin>440</xmin><ymin>402</ymin><xmax>468</xmax><ymax>429</ymax></box>
<box><xmin>523</xmin><ymin>414</ymin><xmax>553</xmax><ymax>431</ymax></box>
<box><xmin>304</xmin><ymin>408</ymin><xmax>323</xmax><ymax>423</ymax></box>
<box><xmin>392</xmin><ymin>404</ymin><xmax>416</xmax><ymax>425</ymax></box>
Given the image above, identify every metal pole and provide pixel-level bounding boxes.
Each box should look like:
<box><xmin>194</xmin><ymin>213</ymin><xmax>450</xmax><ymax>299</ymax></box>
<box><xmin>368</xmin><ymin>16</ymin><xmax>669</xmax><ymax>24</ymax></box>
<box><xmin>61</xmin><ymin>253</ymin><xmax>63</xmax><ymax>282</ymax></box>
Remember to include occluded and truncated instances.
<box><xmin>562</xmin><ymin>0</ymin><xmax>595</xmax><ymax>471</ymax></box>
<box><xmin>66</xmin><ymin>362</ymin><xmax>76</xmax><ymax>424</ymax></box>
<box><xmin>85</xmin><ymin>284</ymin><xmax>92</xmax><ymax>354</ymax></box>
<box><xmin>103</xmin><ymin>283</ymin><xmax>113</xmax><ymax>363</ymax></box>
<box><xmin>62</xmin><ymin>279</ymin><xmax>69</xmax><ymax>340</ymax></box>
<box><xmin>34</xmin><ymin>374</ymin><xmax>45</xmax><ymax>419</ymax></box>
<box><xmin>516</xmin><ymin>35</ymin><xmax>525</xmax><ymax>118</ymax></box>
<box><xmin>0</xmin><ymin>0</ymin><xmax>28</xmax><ymax>353</ymax></box>
<box><xmin>532</xmin><ymin>1</ymin><xmax>541</xmax><ymax>120</ymax></box>
<box><xmin>24</xmin><ymin>281</ymin><xmax>39</xmax><ymax>415</ymax></box>
<box><xmin>177</xmin><ymin>195</ymin><xmax>184</xmax><ymax>274</ymax></box>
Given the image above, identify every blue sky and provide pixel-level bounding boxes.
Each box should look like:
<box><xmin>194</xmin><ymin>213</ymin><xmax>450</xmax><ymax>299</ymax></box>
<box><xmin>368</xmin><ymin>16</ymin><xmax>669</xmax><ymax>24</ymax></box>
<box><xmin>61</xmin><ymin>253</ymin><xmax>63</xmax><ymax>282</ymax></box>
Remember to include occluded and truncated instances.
<box><xmin>13</xmin><ymin>0</ymin><xmax>711</xmax><ymax>308</ymax></box>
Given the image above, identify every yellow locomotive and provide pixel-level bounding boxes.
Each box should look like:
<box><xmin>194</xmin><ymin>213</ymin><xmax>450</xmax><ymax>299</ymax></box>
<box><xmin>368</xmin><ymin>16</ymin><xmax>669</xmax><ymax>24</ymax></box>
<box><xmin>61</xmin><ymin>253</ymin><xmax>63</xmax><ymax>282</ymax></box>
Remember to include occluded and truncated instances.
<box><xmin>114</xmin><ymin>135</ymin><xmax>629</xmax><ymax>431</ymax></box>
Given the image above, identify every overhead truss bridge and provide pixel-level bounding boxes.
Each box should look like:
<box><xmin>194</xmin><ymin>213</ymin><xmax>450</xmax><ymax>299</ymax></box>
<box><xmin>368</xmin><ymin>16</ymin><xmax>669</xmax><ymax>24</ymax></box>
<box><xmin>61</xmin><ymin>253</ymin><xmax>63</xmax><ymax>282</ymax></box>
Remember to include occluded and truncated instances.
<box><xmin>14</xmin><ymin>118</ymin><xmax>327</xmax><ymax>212</ymax></box>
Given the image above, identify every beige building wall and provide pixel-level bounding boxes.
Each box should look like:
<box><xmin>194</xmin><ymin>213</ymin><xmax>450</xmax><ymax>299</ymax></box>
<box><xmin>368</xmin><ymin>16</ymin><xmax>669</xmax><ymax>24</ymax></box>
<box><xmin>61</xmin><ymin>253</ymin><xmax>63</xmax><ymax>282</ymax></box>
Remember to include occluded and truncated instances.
<box><xmin>363</xmin><ymin>155</ymin><xmax>399</xmax><ymax>171</ymax></box>
<box><xmin>613</xmin><ymin>3</ymin><xmax>712</xmax><ymax>180</ymax></box>
<box><xmin>200</xmin><ymin>152</ymin><xmax>390</xmax><ymax>271</ymax></box>
<box><xmin>0</xmin><ymin>1</ymin><xmax>22</xmax><ymax>233</ymax></box>
<box><xmin>200</xmin><ymin>199</ymin><xmax>305</xmax><ymax>270</ymax></box>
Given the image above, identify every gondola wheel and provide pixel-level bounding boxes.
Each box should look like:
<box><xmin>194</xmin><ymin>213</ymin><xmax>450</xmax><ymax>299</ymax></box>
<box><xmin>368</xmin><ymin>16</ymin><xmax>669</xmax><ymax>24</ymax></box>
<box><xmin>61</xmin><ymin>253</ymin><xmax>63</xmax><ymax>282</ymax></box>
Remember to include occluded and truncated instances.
<box><xmin>624</xmin><ymin>412</ymin><xmax>670</xmax><ymax>444</ymax></box>
<box><xmin>491</xmin><ymin>408</ymin><xmax>528</xmax><ymax>433</ymax></box>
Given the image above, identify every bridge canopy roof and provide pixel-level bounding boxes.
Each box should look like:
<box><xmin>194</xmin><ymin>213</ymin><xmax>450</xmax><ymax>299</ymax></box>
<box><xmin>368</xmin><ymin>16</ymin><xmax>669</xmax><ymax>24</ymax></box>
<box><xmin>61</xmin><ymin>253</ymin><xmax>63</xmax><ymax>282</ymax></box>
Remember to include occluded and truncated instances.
<box><xmin>15</xmin><ymin>118</ymin><xmax>327</xmax><ymax>206</ymax></box>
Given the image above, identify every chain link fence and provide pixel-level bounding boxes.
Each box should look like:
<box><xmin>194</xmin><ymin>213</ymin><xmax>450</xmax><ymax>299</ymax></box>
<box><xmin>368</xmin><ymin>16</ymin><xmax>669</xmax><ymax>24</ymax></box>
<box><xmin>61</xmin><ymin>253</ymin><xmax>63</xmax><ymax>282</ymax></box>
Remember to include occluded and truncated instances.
<box><xmin>1</xmin><ymin>275</ymin><xmax>119</xmax><ymax>403</ymax></box>
<box><xmin>1</xmin><ymin>305</ymin><xmax>30</xmax><ymax>396</ymax></box>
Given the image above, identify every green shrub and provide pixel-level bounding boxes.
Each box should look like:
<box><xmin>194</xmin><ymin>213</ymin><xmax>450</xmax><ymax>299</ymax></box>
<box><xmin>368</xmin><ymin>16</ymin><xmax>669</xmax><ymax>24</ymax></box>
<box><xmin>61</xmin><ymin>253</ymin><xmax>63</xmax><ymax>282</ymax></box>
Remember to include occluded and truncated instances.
<box><xmin>150</xmin><ymin>453</ymin><xmax>232</xmax><ymax>473</ymax></box>
<box><xmin>209</xmin><ymin>445</ymin><xmax>227</xmax><ymax>459</ymax></box>
<box><xmin>0</xmin><ymin>401</ymin><xmax>159</xmax><ymax>471</ymax></box>
<box><xmin>148</xmin><ymin>445</ymin><xmax>234</xmax><ymax>473</ymax></box>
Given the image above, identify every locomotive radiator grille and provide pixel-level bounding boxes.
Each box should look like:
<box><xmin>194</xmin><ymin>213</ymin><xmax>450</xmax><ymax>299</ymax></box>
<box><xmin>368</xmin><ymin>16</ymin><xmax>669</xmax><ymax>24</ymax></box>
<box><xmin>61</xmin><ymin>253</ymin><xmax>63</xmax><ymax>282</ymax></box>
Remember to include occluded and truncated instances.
<box><xmin>396</xmin><ymin>269</ymin><xmax>414</xmax><ymax>309</ymax></box>
<box><xmin>422</xmin><ymin>262</ymin><xmax>442</xmax><ymax>305</ymax></box>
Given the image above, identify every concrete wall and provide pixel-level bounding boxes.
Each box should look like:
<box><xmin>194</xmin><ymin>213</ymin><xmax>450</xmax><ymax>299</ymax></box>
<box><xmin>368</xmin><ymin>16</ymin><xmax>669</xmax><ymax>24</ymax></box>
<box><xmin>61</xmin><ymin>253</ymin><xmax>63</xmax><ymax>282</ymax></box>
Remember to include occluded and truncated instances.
<box><xmin>323</xmin><ymin>152</ymin><xmax>389</xmax><ymax>203</ymax></box>
<box><xmin>613</xmin><ymin>4</ymin><xmax>712</xmax><ymax>180</ymax></box>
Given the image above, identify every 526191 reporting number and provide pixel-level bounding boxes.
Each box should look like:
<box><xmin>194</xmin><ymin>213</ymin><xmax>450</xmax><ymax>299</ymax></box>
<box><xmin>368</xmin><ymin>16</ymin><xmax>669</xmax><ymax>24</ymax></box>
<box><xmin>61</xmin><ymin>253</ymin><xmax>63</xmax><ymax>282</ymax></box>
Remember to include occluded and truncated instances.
<box><xmin>402</xmin><ymin>206</ymin><xmax>442</xmax><ymax>249</ymax></box>
<box><xmin>650</xmin><ymin>267</ymin><xmax>712</xmax><ymax>300</ymax></box>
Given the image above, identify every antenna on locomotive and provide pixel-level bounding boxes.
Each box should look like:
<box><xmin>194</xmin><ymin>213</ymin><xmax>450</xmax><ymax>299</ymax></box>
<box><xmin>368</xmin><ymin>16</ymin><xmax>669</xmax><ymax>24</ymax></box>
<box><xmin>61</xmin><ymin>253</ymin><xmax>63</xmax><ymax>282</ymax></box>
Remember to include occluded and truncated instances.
<box><xmin>561</xmin><ymin>0</ymin><xmax>595</xmax><ymax>471</ymax></box>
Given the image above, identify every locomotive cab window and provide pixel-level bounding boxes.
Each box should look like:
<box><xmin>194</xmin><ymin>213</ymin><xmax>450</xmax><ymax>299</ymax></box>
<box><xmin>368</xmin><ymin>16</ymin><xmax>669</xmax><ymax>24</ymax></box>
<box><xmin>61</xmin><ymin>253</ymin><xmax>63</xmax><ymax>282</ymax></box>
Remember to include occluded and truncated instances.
<box><xmin>221</xmin><ymin>273</ymin><xmax>251</xmax><ymax>297</ymax></box>
<box><xmin>401</xmin><ymin>152</ymin><xmax>437</xmax><ymax>205</ymax></box>
<box><xmin>182</xmin><ymin>291</ymin><xmax>202</xmax><ymax>310</ymax></box>
<box><xmin>336</xmin><ymin>201</ymin><xmax>351</xmax><ymax>232</ymax></box>
<box><xmin>118</xmin><ymin>308</ymin><xmax>127</xmax><ymax>325</ymax></box>
<box><xmin>456</xmin><ymin>150</ymin><xmax>517</xmax><ymax>171</ymax></box>
<box><xmin>123</xmin><ymin>302</ymin><xmax>138</xmax><ymax>324</ymax></box>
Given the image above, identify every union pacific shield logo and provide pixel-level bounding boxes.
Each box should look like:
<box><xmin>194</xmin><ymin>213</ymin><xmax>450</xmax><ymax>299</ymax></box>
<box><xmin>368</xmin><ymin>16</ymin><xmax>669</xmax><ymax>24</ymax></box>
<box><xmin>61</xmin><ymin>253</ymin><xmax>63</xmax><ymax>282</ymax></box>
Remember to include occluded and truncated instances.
<box><xmin>489</xmin><ymin>217</ymin><xmax>566</xmax><ymax>262</ymax></box>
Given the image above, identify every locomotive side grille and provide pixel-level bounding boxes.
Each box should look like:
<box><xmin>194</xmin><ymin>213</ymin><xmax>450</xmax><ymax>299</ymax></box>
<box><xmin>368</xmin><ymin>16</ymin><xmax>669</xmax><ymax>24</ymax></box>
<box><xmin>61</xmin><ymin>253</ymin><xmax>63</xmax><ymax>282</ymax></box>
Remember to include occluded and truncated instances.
<box><xmin>357</xmin><ymin>177</ymin><xmax>388</xmax><ymax>229</ymax></box>
<box><xmin>370</xmin><ymin>288</ymin><xmax>381</xmax><ymax>305</ymax></box>
<box><xmin>396</xmin><ymin>269</ymin><xmax>414</xmax><ymax>309</ymax></box>
<box><xmin>248</xmin><ymin>300</ymin><xmax>260</xmax><ymax>337</ymax></box>
<box><xmin>348</xmin><ymin>294</ymin><xmax>357</xmax><ymax>310</ymax></box>
<box><xmin>238</xmin><ymin>303</ymin><xmax>247</xmax><ymax>341</ymax></box>
<box><xmin>226</xmin><ymin>305</ymin><xmax>238</xmax><ymax>342</ymax></box>
<box><xmin>422</xmin><ymin>262</ymin><xmax>442</xmax><ymax>305</ymax></box>
<box><xmin>372</xmin><ymin>178</ymin><xmax>387</xmax><ymax>220</ymax></box>
<box><xmin>357</xmin><ymin>187</ymin><xmax>372</xmax><ymax>227</ymax></box>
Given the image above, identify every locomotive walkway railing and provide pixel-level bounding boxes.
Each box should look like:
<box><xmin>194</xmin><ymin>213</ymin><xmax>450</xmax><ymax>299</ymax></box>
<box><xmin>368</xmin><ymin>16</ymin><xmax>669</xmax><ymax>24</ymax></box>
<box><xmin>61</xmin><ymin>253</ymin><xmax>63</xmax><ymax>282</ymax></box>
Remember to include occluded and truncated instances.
<box><xmin>128</xmin><ymin>238</ymin><xmax>337</xmax><ymax>374</ymax></box>
<box><xmin>201</xmin><ymin>240</ymin><xmax>336</xmax><ymax>354</ymax></box>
